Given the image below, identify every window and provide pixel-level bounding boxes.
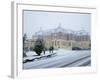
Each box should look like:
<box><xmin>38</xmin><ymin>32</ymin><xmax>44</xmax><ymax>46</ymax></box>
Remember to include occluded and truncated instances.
<box><xmin>69</xmin><ymin>42</ymin><xmax>71</xmax><ymax>46</ymax></box>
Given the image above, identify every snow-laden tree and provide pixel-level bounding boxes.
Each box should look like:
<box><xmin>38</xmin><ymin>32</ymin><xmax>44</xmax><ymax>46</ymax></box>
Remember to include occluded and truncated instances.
<box><xmin>23</xmin><ymin>33</ymin><xmax>27</xmax><ymax>57</ymax></box>
<box><xmin>33</xmin><ymin>38</ymin><xmax>45</xmax><ymax>56</ymax></box>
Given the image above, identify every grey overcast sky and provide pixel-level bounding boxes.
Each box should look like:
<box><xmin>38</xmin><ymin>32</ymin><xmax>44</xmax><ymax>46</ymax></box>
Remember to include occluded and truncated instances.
<box><xmin>23</xmin><ymin>10</ymin><xmax>91</xmax><ymax>39</ymax></box>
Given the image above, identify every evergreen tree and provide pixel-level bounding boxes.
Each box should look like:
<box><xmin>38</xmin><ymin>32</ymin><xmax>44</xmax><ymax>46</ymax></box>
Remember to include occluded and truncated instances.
<box><xmin>23</xmin><ymin>34</ymin><xmax>27</xmax><ymax>57</ymax></box>
<box><xmin>33</xmin><ymin>38</ymin><xmax>44</xmax><ymax>56</ymax></box>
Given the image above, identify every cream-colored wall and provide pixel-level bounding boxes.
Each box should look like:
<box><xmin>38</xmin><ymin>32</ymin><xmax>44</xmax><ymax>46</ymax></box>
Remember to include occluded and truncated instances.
<box><xmin>72</xmin><ymin>41</ymin><xmax>91</xmax><ymax>49</ymax></box>
<box><xmin>25</xmin><ymin>35</ymin><xmax>90</xmax><ymax>50</ymax></box>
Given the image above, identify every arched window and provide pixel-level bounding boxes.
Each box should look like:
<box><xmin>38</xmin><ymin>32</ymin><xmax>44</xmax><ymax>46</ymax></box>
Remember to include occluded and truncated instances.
<box><xmin>69</xmin><ymin>42</ymin><xmax>71</xmax><ymax>46</ymax></box>
<box><xmin>55</xmin><ymin>40</ymin><xmax>56</xmax><ymax>46</ymax></box>
<box><xmin>57</xmin><ymin>41</ymin><xmax>60</xmax><ymax>48</ymax></box>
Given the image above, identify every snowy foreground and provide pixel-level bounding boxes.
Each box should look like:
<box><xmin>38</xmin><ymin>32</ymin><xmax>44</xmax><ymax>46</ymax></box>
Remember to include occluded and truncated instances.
<box><xmin>23</xmin><ymin>49</ymin><xmax>91</xmax><ymax>69</ymax></box>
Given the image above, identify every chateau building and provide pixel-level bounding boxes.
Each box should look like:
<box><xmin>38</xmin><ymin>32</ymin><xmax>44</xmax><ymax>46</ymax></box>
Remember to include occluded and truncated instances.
<box><xmin>24</xmin><ymin>24</ymin><xmax>91</xmax><ymax>50</ymax></box>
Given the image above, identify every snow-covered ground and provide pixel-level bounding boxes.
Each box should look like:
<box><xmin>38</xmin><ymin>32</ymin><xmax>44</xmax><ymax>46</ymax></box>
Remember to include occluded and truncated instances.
<box><xmin>23</xmin><ymin>49</ymin><xmax>91</xmax><ymax>69</ymax></box>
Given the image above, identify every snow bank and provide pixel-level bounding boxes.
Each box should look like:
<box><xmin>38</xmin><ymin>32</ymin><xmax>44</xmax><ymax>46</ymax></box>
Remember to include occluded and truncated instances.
<box><xmin>26</xmin><ymin>51</ymin><xmax>37</xmax><ymax>57</ymax></box>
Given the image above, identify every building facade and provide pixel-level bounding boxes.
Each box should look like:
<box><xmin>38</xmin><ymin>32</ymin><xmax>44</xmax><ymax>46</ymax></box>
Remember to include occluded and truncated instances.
<box><xmin>24</xmin><ymin>25</ymin><xmax>91</xmax><ymax>50</ymax></box>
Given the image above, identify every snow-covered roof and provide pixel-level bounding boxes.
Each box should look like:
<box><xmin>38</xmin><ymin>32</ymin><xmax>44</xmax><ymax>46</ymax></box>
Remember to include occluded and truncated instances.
<box><xmin>76</xmin><ymin>30</ymin><xmax>89</xmax><ymax>35</ymax></box>
<box><xmin>34</xmin><ymin>24</ymin><xmax>89</xmax><ymax>37</ymax></box>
